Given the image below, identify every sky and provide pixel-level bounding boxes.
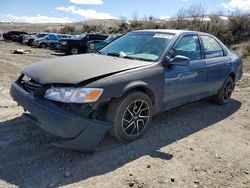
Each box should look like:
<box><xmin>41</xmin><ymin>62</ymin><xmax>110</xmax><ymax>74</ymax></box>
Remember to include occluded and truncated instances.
<box><xmin>0</xmin><ymin>0</ymin><xmax>250</xmax><ymax>23</ymax></box>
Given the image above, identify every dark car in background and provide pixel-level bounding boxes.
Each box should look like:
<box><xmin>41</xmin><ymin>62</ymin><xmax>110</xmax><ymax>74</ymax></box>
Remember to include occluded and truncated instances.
<box><xmin>13</xmin><ymin>34</ymin><xmax>26</xmax><ymax>43</ymax></box>
<box><xmin>48</xmin><ymin>34</ymin><xmax>72</xmax><ymax>50</ymax></box>
<box><xmin>3</xmin><ymin>31</ymin><xmax>27</xmax><ymax>41</ymax></box>
<box><xmin>88</xmin><ymin>34</ymin><xmax>122</xmax><ymax>52</ymax></box>
<box><xmin>58</xmin><ymin>33</ymin><xmax>108</xmax><ymax>55</ymax></box>
<box><xmin>15</xmin><ymin>32</ymin><xmax>37</xmax><ymax>44</ymax></box>
<box><xmin>10</xmin><ymin>29</ymin><xmax>243</xmax><ymax>153</ymax></box>
<box><xmin>12</xmin><ymin>33</ymin><xmax>37</xmax><ymax>43</ymax></box>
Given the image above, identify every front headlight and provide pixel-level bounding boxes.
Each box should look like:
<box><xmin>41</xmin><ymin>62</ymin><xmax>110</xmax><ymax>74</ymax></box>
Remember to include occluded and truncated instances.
<box><xmin>44</xmin><ymin>87</ymin><xmax>103</xmax><ymax>103</ymax></box>
<box><xmin>61</xmin><ymin>41</ymin><xmax>67</xmax><ymax>45</ymax></box>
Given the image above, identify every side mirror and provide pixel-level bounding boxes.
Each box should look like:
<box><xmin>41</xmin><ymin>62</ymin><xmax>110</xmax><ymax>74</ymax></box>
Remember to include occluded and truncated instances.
<box><xmin>170</xmin><ymin>55</ymin><xmax>190</xmax><ymax>66</ymax></box>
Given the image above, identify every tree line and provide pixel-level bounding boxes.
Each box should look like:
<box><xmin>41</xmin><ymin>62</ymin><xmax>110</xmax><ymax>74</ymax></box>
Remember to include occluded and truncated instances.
<box><xmin>57</xmin><ymin>4</ymin><xmax>250</xmax><ymax>47</ymax></box>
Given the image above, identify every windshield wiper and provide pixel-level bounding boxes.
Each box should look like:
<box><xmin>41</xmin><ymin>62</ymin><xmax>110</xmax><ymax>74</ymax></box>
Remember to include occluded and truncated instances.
<box><xmin>122</xmin><ymin>56</ymin><xmax>136</xmax><ymax>60</ymax></box>
<box><xmin>124</xmin><ymin>56</ymin><xmax>154</xmax><ymax>62</ymax></box>
<box><xmin>106</xmin><ymin>52</ymin><xmax>154</xmax><ymax>62</ymax></box>
<box><xmin>95</xmin><ymin>51</ymin><xmax>103</xmax><ymax>54</ymax></box>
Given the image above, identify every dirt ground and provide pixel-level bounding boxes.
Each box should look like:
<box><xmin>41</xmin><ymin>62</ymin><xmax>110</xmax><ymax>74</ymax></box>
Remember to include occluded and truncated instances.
<box><xmin>0</xmin><ymin>40</ymin><xmax>249</xmax><ymax>188</ymax></box>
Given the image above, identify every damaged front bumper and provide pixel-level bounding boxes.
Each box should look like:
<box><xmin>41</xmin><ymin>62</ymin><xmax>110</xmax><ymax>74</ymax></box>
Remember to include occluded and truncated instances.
<box><xmin>10</xmin><ymin>82</ymin><xmax>112</xmax><ymax>153</ymax></box>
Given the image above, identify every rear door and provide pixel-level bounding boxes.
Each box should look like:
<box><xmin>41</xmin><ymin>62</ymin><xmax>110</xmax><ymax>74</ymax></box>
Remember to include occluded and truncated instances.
<box><xmin>200</xmin><ymin>35</ymin><xmax>231</xmax><ymax>93</ymax></box>
<box><xmin>164</xmin><ymin>34</ymin><xmax>206</xmax><ymax>109</ymax></box>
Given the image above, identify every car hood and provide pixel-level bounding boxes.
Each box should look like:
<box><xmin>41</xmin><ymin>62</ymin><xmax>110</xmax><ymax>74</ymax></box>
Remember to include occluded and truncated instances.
<box><xmin>22</xmin><ymin>54</ymin><xmax>154</xmax><ymax>85</ymax></box>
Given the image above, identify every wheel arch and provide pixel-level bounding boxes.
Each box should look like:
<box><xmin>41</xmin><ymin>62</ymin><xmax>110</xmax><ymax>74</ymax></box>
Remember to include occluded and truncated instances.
<box><xmin>119</xmin><ymin>81</ymin><xmax>157</xmax><ymax>115</ymax></box>
<box><xmin>229</xmin><ymin>72</ymin><xmax>236</xmax><ymax>81</ymax></box>
<box><xmin>40</xmin><ymin>42</ymin><xmax>47</xmax><ymax>47</ymax></box>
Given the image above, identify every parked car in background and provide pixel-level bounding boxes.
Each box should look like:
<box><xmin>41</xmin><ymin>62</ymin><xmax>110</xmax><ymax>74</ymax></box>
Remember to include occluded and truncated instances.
<box><xmin>10</xmin><ymin>29</ymin><xmax>243</xmax><ymax>153</ymax></box>
<box><xmin>33</xmin><ymin>33</ymin><xmax>57</xmax><ymax>48</ymax></box>
<box><xmin>18</xmin><ymin>32</ymin><xmax>37</xmax><ymax>44</ymax></box>
<box><xmin>33</xmin><ymin>33</ymin><xmax>72</xmax><ymax>48</ymax></box>
<box><xmin>3</xmin><ymin>31</ymin><xmax>27</xmax><ymax>41</ymax></box>
<box><xmin>57</xmin><ymin>33</ymin><xmax>108</xmax><ymax>55</ymax></box>
<box><xmin>0</xmin><ymin>31</ymin><xmax>4</xmax><ymax>40</ymax></box>
<box><xmin>88</xmin><ymin>34</ymin><xmax>122</xmax><ymax>52</ymax></box>
<box><xmin>12</xmin><ymin>33</ymin><xmax>34</xmax><ymax>43</ymax></box>
<box><xmin>10</xmin><ymin>35</ymin><xmax>19</xmax><ymax>42</ymax></box>
<box><xmin>14</xmin><ymin>34</ymin><xmax>25</xmax><ymax>43</ymax></box>
<box><xmin>49</xmin><ymin>34</ymin><xmax>72</xmax><ymax>50</ymax></box>
<box><xmin>23</xmin><ymin>33</ymin><xmax>48</xmax><ymax>46</ymax></box>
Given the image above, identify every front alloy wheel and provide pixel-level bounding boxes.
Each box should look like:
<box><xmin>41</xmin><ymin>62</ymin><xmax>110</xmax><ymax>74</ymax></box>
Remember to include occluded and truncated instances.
<box><xmin>40</xmin><ymin>43</ymin><xmax>47</xmax><ymax>48</ymax></box>
<box><xmin>71</xmin><ymin>47</ymin><xmax>79</xmax><ymax>55</ymax></box>
<box><xmin>106</xmin><ymin>91</ymin><xmax>153</xmax><ymax>142</ymax></box>
<box><xmin>122</xmin><ymin>100</ymin><xmax>150</xmax><ymax>137</ymax></box>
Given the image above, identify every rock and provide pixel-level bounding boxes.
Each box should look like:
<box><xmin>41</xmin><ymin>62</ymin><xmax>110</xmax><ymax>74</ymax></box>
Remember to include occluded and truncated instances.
<box><xmin>171</xmin><ymin>177</ymin><xmax>175</xmax><ymax>182</ymax></box>
<box><xmin>215</xmin><ymin>153</ymin><xmax>221</xmax><ymax>159</ymax></box>
<box><xmin>190</xmin><ymin>147</ymin><xmax>194</xmax><ymax>151</ymax></box>
<box><xmin>64</xmin><ymin>171</ymin><xmax>72</xmax><ymax>178</ymax></box>
<box><xmin>194</xmin><ymin>180</ymin><xmax>199</xmax><ymax>184</ymax></box>
<box><xmin>158</xmin><ymin>179</ymin><xmax>167</xmax><ymax>184</ymax></box>
<box><xmin>129</xmin><ymin>182</ymin><xmax>135</xmax><ymax>187</ymax></box>
<box><xmin>129</xmin><ymin>173</ymin><xmax>133</xmax><ymax>176</ymax></box>
<box><xmin>147</xmin><ymin>165</ymin><xmax>151</xmax><ymax>168</ymax></box>
<box><xmin>242</xmin><ymin>181</ymin><xmax>247</xmax><ymax>184</ymax></box>
<box><xmin>193</xmin><ymin>166</ymin><xmax>199</xmax><ymax>171</ymax></box>
<box><xmin>244</xmin><ymin>171</ymin><xmax>249</xmax><ymax>175</ymax></box>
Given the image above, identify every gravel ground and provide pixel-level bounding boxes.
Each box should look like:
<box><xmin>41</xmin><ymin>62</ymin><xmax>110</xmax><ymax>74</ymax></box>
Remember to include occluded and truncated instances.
<box><xmin>0</xmin><ymin>40</ymin><xmax>249</xmax><ymax>188</ymax></box>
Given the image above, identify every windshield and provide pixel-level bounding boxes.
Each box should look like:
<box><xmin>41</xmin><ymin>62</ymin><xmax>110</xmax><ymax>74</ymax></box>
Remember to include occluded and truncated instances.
<box><xmin>36</xmin><ymin>33</ymin><xmax>47</xmax><ymax>38</ymax></box>
<box><xmin>100</xmin><ymin>32</ymin><xmax>174</xmax><ymax>61</ymax></box>
<box><xmin>71</xmin><ymin>34</ymin><xmax>86</xmax><ymax>40</ymax></box>
<box><xmin>105</xmin><ymin>36</ymin><xmax>117</xmax><ymax>42</ymax></box>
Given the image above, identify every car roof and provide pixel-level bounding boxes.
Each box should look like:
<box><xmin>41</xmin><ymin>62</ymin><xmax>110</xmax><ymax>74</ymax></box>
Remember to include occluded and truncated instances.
<box><xmin>133</xmin><ymin>29</ymin><xmax>209</xmax><ymax>36</ymax></box>
<box><xmin>85</xmin><ymin>33</ymin><xmax>107</xmax><ymax>36</ymax></box>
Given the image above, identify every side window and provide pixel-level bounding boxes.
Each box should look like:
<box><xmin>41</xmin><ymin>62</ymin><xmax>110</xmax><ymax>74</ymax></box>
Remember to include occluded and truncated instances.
<box><xmin>89</xmin><ymin>35</ymin><xmax>96</xmax><ymax>41</ymax></box>
<box><xmin>50</xmin><ymin>35</ymin><xmax>58</xmax><ymax>40</ymax></box>
<box><xmin>174</xmin><ymin>35</ymin><xmax>201</xmax><ymax>61</ymax></box>
<box><xmin>96</xmin><ymin>35</ymin><xmax>107</xmax><ymax>40</ymax></box>
<box><xmin>200</xmin><ymin>35</ymin><xmax>224</xmax><ymax>59</ymax></box>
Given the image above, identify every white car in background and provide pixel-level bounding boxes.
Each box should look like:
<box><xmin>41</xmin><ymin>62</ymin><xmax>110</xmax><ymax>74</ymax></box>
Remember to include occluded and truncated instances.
<box><xmin>33</xmin><ymin>34</ymin><xmax>72</xmax><ymax>48</ymax></box>
<box><xmin>23</xmin><ymin>33</ymin><xmax>48</xmax><ymax>46</ymax></box>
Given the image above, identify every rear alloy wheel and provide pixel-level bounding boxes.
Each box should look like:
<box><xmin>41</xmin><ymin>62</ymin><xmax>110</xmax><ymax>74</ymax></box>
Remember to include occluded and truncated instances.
<box><xmin>106</xmin><ymin>91</ymin><xmax>153</xmax><ymax>142</ymax></box>
<box><xmin>213</xmin><ymin>76</ymin><xmax>234</xmax><ymax>105</ymax></box>
<box><xmin>70</xmin><ymin>47</ymin><xmax>79</xmax><ymax>55</ymax></box>
<box><xmin>40</xmin><ymin>43</ymin><xmax>47</xmax><ymax>48</ymax></box>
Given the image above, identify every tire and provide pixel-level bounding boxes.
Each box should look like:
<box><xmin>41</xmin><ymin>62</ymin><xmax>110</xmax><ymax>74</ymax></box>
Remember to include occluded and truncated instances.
<box><xmin>40</xmin><ymin>43</ymin><xmax>47</xmax><ymax>49</ymax></box>
<box><xmin>28</xmin><ymin>39</ymin><xmax>33</xmax><ymax>46</ymax></box>
<box><xmin>106</xmin><ymin>91</ymin><xmax>153</xmax><ymax>142</ymax></box>
<box><xmin>69</xmin><ymin>46</ymin><xmax>79</xmax><ymax>55</ymax></box>
<box><xmin>213</xmin><ymin>76</ymin><xmax>235</xmax><ymax>105</ymax></box>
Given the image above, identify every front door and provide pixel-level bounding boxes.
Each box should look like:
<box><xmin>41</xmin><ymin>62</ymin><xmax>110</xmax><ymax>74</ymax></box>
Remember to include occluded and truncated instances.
<box><xmin>163</xmin><ymin>34</ymin><xmax>206</xmax><ymax>109</ymax></box>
